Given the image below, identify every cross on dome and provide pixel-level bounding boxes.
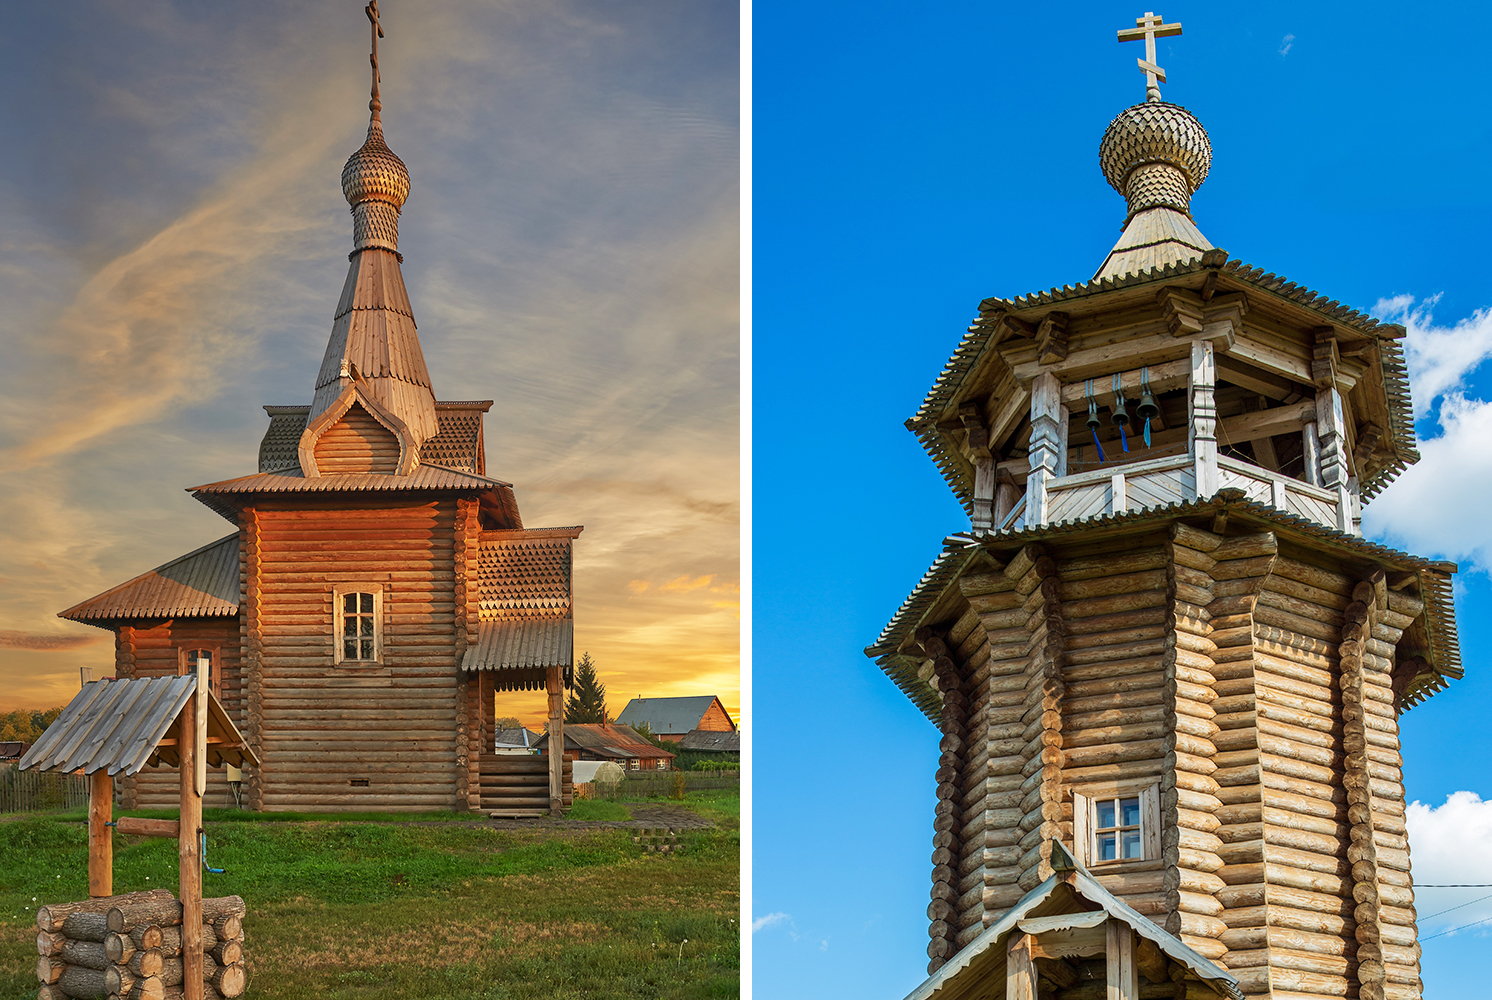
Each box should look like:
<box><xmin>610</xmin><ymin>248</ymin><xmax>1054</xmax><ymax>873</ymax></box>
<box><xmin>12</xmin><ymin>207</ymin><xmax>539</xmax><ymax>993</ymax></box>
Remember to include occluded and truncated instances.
<box><xmin>1117</xmin><ymin>11</ymin><xmax>1182</xmax><ymax>103</ymax></box>
<box><xmin>366</xmin><ymin>1</ymin><xmax>385</xmax><ymax>122</ymax></box>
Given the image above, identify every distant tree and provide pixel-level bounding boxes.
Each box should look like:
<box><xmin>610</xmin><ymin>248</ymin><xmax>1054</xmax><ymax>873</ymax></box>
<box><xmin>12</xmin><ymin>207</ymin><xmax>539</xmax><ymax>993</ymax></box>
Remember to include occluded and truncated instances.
<box><xmin>630</xmin><ymin>721</ymin><xmax>681</xmax><ymax>755</ymax></box>
<box><xmin>494</xmin><ymin>716</ymin><xmax>523</xmax><ymax>731</ymax></box>
<box><xmin>564</xmin><ymin>652</ymin><xmax>608</xmax><ymax>724</ymax></box>
<box><xmin>0</xmin><ymin>707</ymin><xmax>64</xmax><ymax>743</ymax></box>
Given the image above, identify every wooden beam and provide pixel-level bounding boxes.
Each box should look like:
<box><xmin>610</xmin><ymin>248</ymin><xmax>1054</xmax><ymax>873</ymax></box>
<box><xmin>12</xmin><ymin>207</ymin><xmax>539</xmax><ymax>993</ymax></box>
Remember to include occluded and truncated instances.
<box><xmin>1059</xmin><ymin>358</ymin><xmax>1192</xmax><ymax>411</ymax></box>
<box><xmin>1007</xmin><ymin>932</ymin><xmax>1037</xmax><ymax>1000</ymax></box>
<box><xmin>546</xmin><ymin>666</ymin><xmax>564</xmax><ymax>816</ymax></box>
<box><xmin>1106</xmin><ymin>921</ymin><xmax>1138</xmax><ymax>1000</ymax></box>
<box><xmin>88</xmin><ymin>770</ymin><xmax>112</xmax><ymax>898</ymax></box>
<box><xmin>179</xmin><ymin>661</ymin><xmax>205</xmax><ymax>1000</ymax></box>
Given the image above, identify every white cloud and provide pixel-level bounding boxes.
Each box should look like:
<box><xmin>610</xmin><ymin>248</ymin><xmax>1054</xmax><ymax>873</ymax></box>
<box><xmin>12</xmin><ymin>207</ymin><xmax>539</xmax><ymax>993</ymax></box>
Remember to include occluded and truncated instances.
<box><xmin>1407</xmin><ymin>792</ymin><xmax>1492</xmax><ymax>937</ymax></box>
<box><xmin>1375</xmin><ymin>295</ymin><xmax>1492</xmax><ymax>417</ymax></box>
<box><xmin>1279</xmin><ymin>34</ymin><xmax>1295</xmax><ymax>57</ymax></box>
<box><xmin>752</xmin><ymin>912</ymin><xmax>792</xmax><ymax>934</ymax></box>
<box><xmin>1363</xmin><ymin>393</ymin><xmax>1492</xmax><ymax>563</ymax></box>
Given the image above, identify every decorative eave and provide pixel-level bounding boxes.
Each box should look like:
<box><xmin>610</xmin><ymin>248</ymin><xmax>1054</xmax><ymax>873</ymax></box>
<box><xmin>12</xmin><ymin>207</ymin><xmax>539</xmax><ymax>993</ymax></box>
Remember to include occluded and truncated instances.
<box><xmin>187</xmin><ymin>463</ymin><xmax>522</xmax><ymax>527</ymax></box>
<box><xmin>58</xmin><ymin>534</ymin><xmax>240</xmax><ymax>627</ymax></box>
<box><xmin>867</xmin><ymin>492</ymin><xmax>1460</xmax><ymax>723</ymax></box>
<box><xmin>907</xmin><ymin>250</ymin><xmax>1419</xmax><ymax>515</ymax></box>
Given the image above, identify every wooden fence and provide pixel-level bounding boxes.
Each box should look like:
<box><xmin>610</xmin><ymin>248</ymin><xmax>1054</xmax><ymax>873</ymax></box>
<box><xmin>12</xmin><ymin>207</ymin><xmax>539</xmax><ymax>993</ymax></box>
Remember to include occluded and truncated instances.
<box><xmin>0</xmin><ymin>765</ymin><xmax>89</xmax><ymax>813</ymax></box>
<box><xmin>602</xmin><ymin>770</ymin><xmax>740</xmax><ymax>798</ymax></box>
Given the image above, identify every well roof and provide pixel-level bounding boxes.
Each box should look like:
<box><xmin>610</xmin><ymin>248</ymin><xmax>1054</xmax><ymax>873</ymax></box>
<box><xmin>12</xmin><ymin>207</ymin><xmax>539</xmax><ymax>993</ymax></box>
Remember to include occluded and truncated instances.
<box><xmin>59</xmin><ymin>534</ymin><xmax>240</xmax><ymax>625</ymax></box>
<box><xmin>18</xmin><ymin>676</ymin><xmax>258</xmax><ymax>777</ymax></box>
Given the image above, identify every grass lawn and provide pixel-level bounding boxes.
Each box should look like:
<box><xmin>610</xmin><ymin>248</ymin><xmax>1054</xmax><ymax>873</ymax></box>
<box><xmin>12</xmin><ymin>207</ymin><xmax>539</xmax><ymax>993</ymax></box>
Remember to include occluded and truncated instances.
<box><xmin>0</xmin><ymin>790</ymin><xmax>739</xmax><ymax>999</ymax></box>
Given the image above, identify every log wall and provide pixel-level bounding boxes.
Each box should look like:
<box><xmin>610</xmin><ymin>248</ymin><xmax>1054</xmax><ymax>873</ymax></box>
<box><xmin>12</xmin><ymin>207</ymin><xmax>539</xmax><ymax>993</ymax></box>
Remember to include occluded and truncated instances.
<box><xmin>313</xmin><ymin>404</ymin><xmax>400</xmax><ymax>474</ymax></box>
<box><xmin>114</xmin><ymin>618</ymin><xmax>243</xmax><ymax>810</ymax></box>
<box><xmin>921</xmin><ymin>519</ymin><xmax>1432</xmax><ymax>998</ymax></box>
<box><xmin>249</xmin><ymin>496</ymin><xmax>461</xmax><ymax>811</ymax></box>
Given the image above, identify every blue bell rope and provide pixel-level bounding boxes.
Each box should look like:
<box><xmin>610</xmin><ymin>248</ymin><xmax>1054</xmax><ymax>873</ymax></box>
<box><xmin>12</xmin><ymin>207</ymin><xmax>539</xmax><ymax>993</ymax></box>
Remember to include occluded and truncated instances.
<box><xmin>1113</xmin><ymin>373</ymin><xmax>1129</xmax><ymax>453</ymax></box>
<box><xmin>1086</xmin><ymin>379</ymin><xmax>1105</xmax><ymax>464</ymax></box>
<box><xmin>1140</xmin><ymin>366</ymin><xmax>1152</xmax><ymax>448</ymax></box>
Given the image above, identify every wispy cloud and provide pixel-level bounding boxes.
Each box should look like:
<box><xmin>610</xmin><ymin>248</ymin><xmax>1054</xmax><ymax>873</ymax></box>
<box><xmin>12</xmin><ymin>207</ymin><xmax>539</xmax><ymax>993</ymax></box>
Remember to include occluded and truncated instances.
<box><xmin>753</xmin><ymin>912</ymin><xmax>792</xmax><ymax>934</ymax></box>
<box><xmin>1375</xmin><ymin>295</ymin><xmax>1492</xmax><ymax>417</ymax></box>
<box><xmin>1279</xmin><ymin>33</ymin><xmax>1295</xmax><ymax>57</ymax></box>
<box><xmin>1407</xmin><ymin>792</ymin><xmax>1492</xmax><ymax>937</ymax></box>
<box><xmin>0</xmin><ymin>631</ymin><xmax>104</xmax><ymax>651</ymax></box>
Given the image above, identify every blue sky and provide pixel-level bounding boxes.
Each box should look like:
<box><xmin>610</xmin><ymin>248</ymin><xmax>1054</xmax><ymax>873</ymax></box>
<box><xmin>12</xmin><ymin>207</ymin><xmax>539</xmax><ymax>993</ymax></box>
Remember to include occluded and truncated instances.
<box><xmin>753</xmin><ymin>1</ymin><xmax>1492</xmax><ymax>996</ymax></box>
<box><xmin>0</xmin><ymin>1</ymin><xmax>739</xmax><ymax>727</ymax></box>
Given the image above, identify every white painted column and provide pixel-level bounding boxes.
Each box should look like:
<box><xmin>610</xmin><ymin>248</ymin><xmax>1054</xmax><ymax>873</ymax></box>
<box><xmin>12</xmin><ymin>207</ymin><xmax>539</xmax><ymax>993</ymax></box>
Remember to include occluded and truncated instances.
<box><xmin>1189</xmin><ymin>341</ymin><xmax>1219</xmax><ymax>498</ymax></box>
<box><xmin>1026</xmin><ymin>373</ymin><xmax>1065</xmax><ymax>527</ymax></box>
<box><xmin>1316</xmin><ymin>386</ymin><xmax>1353</xmax><ymax>532</ymax></box>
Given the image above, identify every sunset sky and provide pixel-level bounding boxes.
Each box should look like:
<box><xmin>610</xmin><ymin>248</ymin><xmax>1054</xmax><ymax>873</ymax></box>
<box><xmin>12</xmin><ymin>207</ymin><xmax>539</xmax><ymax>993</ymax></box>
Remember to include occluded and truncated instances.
<box><xmin>0</xmin><ymin>2</ymin><xmax>739</xmax><ymax>728</ymax></box>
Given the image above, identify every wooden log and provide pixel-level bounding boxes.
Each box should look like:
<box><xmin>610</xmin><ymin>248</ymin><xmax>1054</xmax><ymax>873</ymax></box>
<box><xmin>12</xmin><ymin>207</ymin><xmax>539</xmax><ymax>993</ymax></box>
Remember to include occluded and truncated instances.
<box><xmin>128</xmin><ymin>948</ymin><xmax>166</xmax><ymax>978</ymax></box>
<box><xmin>113</xmin><ymin>818</ymin><xmax>181</xmax><ymax>839</ymax></box>
<box><xmin>37</xmin><ymin>955</ymin><xmax>66</xmax><ymax>985</ymax></box>
<box><xmin>209</xmin><ymin>962</ymin><xmax>246</xmax><ymax>998</ymax></box>
<box><xmin>39</xmin><ymin>892</ymin><xmax>176</xmax><ymax>934</ymax></box>
<box><xmin>90</xmin><ymin>770</ymin><xmax>113</xmax><ymax>899</ymax></box>
<box><xmin>60</xmin><ymin>939</ymin><xmax>108</xmax><ymax>971</ymax></box>
<box><xmin>128</xmin><ymin>926</ymin><xmax>165</xmax><ymax>952</ymax></box>
<box><xmin>58</xmin><ymin>964</ymin><xmax>110</xmax><ymax>999</ymax></box>
<box><xmin>105</xmin><ymin>932</ymin><xmax>136</xmax><ymax>965</ymax></box>
<box><xmin>62</xmin><ymin>913</ymin><xmax>111</xmax><ymax>944</ymax></box>
<box><xmin>107</xmin><ymin>897</ymin><xmax>245</xmax><ymax>934</ymax></box>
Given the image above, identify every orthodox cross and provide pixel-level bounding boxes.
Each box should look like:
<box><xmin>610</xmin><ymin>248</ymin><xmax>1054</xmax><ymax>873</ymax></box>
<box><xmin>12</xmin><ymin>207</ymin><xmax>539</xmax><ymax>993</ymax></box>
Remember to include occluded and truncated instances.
<box><xmin>366</xmin><ymin>0</ymin><xmax>385</xmax><ymax>121</ymax></box>
<box><xmin>1117</xmin><ymin>12</ymin><xmax>1181</xmax><ymax>103</ymax></box>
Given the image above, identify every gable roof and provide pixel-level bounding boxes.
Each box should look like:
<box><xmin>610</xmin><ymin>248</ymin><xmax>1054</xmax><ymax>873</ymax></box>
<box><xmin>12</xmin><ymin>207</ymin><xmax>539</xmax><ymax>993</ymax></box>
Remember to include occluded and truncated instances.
<box><xmin>259</xmin><ymin>400</ymin><xmax>492</xmax><ymax>476</ymax></box>
<box><xmin>18</xmin><ymin>676</ymin><xmax>258</xmax><ymax>777</ymax></box>
<box><xmin>494</xmin><ymin>727</ymin><xmax>541</xmax><ymax>749</ymax></box>
<box><xmin>59</xmin><ymin>534</ymin><xmax>240</xmax><ymax>624</ymax></box>
<box><xmin>905</xmin><ymin>842</ymin><xmax>1242</xmax><ymax>1000</ymax></box>
<box><xmin>615</xmin><ymin>696</ymin><xmax>734</xmax><ymax>734</ymax></box>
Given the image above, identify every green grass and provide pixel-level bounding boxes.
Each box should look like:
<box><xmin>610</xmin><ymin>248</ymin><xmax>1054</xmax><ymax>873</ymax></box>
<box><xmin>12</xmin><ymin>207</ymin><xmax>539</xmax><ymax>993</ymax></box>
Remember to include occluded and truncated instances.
<box><xmin>0</xmin><ymin>792</ymin><xmax>739</xmax><ymax>999</ymax></box>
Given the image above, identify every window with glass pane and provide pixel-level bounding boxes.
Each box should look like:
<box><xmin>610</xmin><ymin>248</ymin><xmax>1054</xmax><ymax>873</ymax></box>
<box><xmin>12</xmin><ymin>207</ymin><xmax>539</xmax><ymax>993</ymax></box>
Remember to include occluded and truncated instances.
<box><xmin>343</xmin><ymin>592</ymin><xmax>376</xmax><ymax>660</ymax></box>
<box><xmin>183</xmin><ymin>649</ymin><xmax>215</xmax><ymax>693</ymax></box>
<box><xmin>1094</xmin><ymin>795</ymin><xmax>1143</xmax><ymax>863</ymax></box>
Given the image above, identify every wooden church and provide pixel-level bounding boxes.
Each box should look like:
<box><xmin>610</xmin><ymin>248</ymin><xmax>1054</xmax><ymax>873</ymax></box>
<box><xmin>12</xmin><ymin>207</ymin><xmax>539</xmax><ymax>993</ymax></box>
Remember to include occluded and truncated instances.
<box><xmin>58</xmin><ymin>7</ymin><xmax>579</xmax><ymax>816</ymax></box>
<box><xmin>867</xmin><ymin>14</ymin><xmax>1459</xmax><ymax>1000</ymax></box>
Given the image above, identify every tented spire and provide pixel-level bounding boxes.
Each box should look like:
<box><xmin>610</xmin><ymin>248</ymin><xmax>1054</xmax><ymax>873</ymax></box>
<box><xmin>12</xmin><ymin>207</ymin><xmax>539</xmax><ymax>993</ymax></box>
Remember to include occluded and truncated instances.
<box><xmin>300</xmin><ymin>1</ymin><xmax>438</xmax><ymax>476</ymax></box>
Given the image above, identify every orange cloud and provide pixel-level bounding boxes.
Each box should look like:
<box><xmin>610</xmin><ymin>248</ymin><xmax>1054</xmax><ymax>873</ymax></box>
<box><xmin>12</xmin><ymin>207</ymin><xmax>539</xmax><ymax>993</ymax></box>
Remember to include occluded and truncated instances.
<box><xmin>0</xmin><ymin>630</ymin><xmax>105</xmax><ymax>651</ymax></box>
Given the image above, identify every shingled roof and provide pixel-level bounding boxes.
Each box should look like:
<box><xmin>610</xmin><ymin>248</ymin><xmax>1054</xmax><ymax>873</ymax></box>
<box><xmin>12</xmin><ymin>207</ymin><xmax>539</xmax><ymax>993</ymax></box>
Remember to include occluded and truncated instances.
<box><xmin>868</xmin><ymin>492</ymin><xmax>1460</xmax><ymax>722</ymax></box>
<box><xmin>59</xmin><ymin>534</ymin><xmax>240</xmax><ymax>624</ymax></box>
<box><xmin>479</xmin><ymin>528</ymin><xmax>581</xmax><ymax>620</ymax></box>
<box><xmin>258</xmin><ymin>400</ymin><xmax>492</xmax><ymax>475</ymax></box>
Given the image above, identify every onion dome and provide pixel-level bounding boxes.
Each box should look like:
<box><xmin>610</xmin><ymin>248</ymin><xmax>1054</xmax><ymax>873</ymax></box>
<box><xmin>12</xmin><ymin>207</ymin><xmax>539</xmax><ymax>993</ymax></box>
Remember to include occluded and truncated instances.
<box><xmin>1099</xmin><ymin>101</ymin><xmax>1211</xmax><ymax>222</ymax></box>
<box><xmin>342</xmin><ymin>121</ymin><xmax>410</xmax><ymax>253</ymax></box>
<box><xmin>1093</xmin><ymin>101</ymin><xmax>1214</xmax><ymax>281</ymax></box>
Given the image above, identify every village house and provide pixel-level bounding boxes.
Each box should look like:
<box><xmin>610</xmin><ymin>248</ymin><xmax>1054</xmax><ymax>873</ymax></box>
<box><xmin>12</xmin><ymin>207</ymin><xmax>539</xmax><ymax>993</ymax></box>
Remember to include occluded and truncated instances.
<box><xmin>615</xmin><ymin>696</ymin><xmax>736</xmax><ymax>742</ymax></box>
<box><xmin>55</xmin><ymin>14</ymin><xmax>579</xmax><ymax>816</ymax></box>
<box><xmin>537</xmin><ymin>723</ymin><xmax>675</xmax><ymax>772</ymax></box>
<box><xmin>867</xmin><ymin>14</ymin><xmax>1458</xmax><ymax>1000</ymax></box>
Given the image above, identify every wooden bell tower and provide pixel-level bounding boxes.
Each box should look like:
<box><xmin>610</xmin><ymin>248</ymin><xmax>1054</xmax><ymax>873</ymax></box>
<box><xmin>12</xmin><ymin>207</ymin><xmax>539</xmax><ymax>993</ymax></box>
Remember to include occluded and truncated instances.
<box><xmin>869</xmin><ymin>14</ymin><xmax>1459</xmax><ymax>1000</ymax></box>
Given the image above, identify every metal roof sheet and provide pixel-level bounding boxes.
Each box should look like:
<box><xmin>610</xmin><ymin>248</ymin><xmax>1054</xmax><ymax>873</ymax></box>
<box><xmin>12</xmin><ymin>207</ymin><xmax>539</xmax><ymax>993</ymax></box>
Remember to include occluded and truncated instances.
<box><xmin>868</xmin><ymin>492</ymin><xmax>1461</xmax><ymax>722</ymax></box>
<box><xmin>17</xmin><ymin>677</ymin><xmax>258</xmax><ymax>777</ymax></box>
<box><xmin>189</xmin><ymin>462</ymin><xmax>522</xmax><ymax>526</ymax></box>
<box><xmin>907</xmin><ymin>250</ymin><xmax>1419</xmax><ymax>515</ymax></box>
<box><xmin>463</xmin><ymin>618</ymin><xmax>573</xmax><ymax>671</ymax></box>
<box><xmin>678</xmin><ymin>729</ymin><xmax>741</xmax><ymax>752</ymax></box>
<box><xmin>537</xmin><ymin>724</ymin><xmax>674</xmax><ymax>757</ymax></box>
<box><xmin>615</xmin><ymin>696</ymin><xmax>733</xmax><ymax>734</ymax></box>
<box><xmin>903</xmin><ymin>841</ymin><xmax>1242</xmax><ymax>1000</ymax></box>
<box><xmin>59</xmin><ymin>534</ymin><xmax>240</xmax><ymax>623</ymax></box>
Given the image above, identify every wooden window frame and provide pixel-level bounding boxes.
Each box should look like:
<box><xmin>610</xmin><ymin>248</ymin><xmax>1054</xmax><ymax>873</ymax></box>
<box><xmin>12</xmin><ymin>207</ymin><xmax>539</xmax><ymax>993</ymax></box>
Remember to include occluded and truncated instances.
<box><xmin>332</xmin><ymin>584</ymin><xmax>385</xmax><ymax>666</ymax></box>
<box><xmin>176</xmin><ymin>644</ymin><xmax>222</xmax><ymax>699</ymax></box>
<box><xmin>1072</xmin><ymin>781</ymin><xmax>1160</xmax><ymax>869</ymax></box>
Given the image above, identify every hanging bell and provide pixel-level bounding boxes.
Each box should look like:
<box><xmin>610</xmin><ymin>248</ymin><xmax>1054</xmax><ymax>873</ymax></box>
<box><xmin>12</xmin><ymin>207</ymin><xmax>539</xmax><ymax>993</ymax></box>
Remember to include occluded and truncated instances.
<box><xmin>1137</xmin><ymin>391</ymin><xmax>1160</xmax><ymax>424</ymax></box>
<box><xmin>1086</xmin><ymin>408</ymin><xmax>1104</xmax><ymax>435</ymax></box>
<box><xmin>1110</xmin><ymin>400</ymin><xmax>1132</xmax><ymax>429</ymax></box>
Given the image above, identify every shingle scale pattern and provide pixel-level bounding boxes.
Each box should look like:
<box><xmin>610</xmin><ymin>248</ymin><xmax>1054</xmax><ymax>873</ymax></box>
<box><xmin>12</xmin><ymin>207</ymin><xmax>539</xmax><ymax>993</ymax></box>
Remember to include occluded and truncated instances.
<box><xmin>479</xmin><ymin>535</ymin><xmax>572</xmax><ymax>619</ymax></box>
<box><xmin>256</xmin><ymin>402</ymin><xmax>488</xmax><ymax>475</ymax></box>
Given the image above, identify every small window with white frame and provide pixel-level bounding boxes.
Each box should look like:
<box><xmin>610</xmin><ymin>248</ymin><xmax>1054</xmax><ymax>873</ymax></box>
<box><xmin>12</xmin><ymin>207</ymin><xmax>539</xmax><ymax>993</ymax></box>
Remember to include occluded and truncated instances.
<box><xmin>333</xmin><ymin>585</ymin><xmax>383</xmax><ymax>664</ymax></box>
<box><xmin>177</xmin><ymin>645</ymin><xmax>221</xmax><ymax>698</ymax></box>
<box><xmin>1072</xmin><ymin>783</ymin><xmax>1160</xmax><ymax>867</ymax></box>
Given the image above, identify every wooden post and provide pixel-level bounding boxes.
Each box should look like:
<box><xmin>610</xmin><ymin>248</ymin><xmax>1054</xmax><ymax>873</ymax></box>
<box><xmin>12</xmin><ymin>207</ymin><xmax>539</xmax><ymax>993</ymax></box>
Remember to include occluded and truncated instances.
<box><xmin>1315</xmin><ymin>386</ymin><xmax>1352</xmax><ymax>532</ymax></box>
<box><xmin>88</xmin><ymin>770</ymin><xmax>112</xmax><ymax>898</ymax></box>
<box><xmin>1106</xmin><ymin>921</ymin><xmax>1137</xmax><ymax>1000</ymax></box>
<box><xmin>1301</xmin><ymin>419</ymin><xmax>1322</xmax><ymax>485</ymax></box>
<box><xmin>1026</xmin><ymin>373</ymin><xmax>1066</xmax><ymax>526</ymax></box>
<box><xmin>546</xmin><ymin>665</ymin><xmax>564</xmax><ymax>816</ymax></box>
<box><xmin>993</xmin><ymin>476</ymin><xmax>1020</xmax><ymax>529</ymax></box>
<box><xmin>971</xmin><ymin>457</ymin><xmax>995</xmax><ymax>532</ymax></box>
<box><xmin>1189</xmin><ymin>340</ymin><xmax>1218</xmax><ymax>498</ymax></box>
<box><xmin>1006</xmin><ymin>932</ymin><xmax>1036</xmax><ymax>1000</ymax></box>
<box><xmin>1110</xmin><ymin>472</ymin><xmax>1127</xmax><ymax>515</ymax></box>
<box><xmin>179</xmin><ymin>660</ymin><xmax>205</xmax><ymax>1000</ymax></box>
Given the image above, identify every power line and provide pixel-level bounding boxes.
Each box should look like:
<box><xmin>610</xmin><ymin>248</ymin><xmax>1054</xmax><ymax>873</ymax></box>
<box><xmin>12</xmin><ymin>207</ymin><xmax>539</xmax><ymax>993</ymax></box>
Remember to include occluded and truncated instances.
<box><xmin>1421</xmin><ymin>892</ymin><xmax>1492</xmax><ymax>922</ymax></box>
<box><xmin>1417</xmin><ymin>883</ymin><xmax>1492</xmax><ymax>887</ymax></box>
<box><xmin>1422</xmin><ymin>913</ymin><xmax>1492</xmax><ymax>942</ymax></box>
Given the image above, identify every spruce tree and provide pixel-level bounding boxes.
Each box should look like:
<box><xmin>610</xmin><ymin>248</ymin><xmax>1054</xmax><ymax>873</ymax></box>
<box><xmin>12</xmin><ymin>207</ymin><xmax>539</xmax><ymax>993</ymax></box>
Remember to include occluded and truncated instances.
<box><xmin>564</xmin><ymin>652</ymin><xmax>608</xmax><ymax>723</ymax></box>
